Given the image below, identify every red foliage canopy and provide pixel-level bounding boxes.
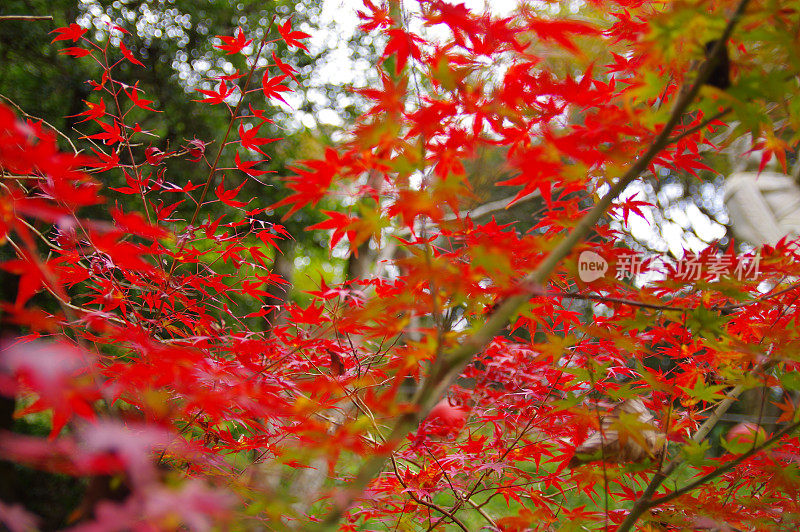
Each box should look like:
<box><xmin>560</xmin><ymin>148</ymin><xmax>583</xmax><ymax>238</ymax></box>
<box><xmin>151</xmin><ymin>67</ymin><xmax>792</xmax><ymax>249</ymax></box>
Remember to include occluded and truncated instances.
<box><xmin>1</xmin><ymin>1</ymin><xmax>800</xmax><ymax>530</ymax></box>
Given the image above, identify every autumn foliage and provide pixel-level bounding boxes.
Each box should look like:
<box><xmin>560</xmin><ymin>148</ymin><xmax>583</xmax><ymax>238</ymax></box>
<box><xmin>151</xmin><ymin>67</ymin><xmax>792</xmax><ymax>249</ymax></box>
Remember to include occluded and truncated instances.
<box><xmin>1</xmin><ymin>0</ymin><xmax>800</xmax><ymax>530</ymax></box>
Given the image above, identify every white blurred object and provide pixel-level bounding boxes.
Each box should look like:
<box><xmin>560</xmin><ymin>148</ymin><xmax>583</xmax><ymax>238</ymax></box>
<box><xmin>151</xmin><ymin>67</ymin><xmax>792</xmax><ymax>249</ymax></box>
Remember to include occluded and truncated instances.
<box><xmin>723</xmin><ymin>137</ymin><xmax>800</xmax><ymax>246</ymax></box>
<box><xmin>724</xmin><ymin>171</ymin><xmax>800</xmax><ymax>246</ymax></box>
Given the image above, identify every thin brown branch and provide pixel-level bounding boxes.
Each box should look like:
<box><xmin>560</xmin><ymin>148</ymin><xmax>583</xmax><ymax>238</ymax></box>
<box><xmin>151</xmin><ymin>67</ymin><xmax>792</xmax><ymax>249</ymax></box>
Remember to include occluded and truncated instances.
<box><xmin>389</xmin><ymin>456</ymin><xmax>469</xmax><ymax>531</ymax></box>
<box><xmin>151</xmin><ymin>16</ymin><xmax>276</xmax><ymax>329</ymax></box>
<box><xmin>645</xmin><ymin>419</ymin><xmax>800</xmax><ymax>510</ymax></box>
<box><xmin>552</xmin><ymin>291</ymin><xmax>692</xmax><ymax>312</ymax></box>
<box><xmin>0</xmin><ymin>15</ymin><xmax>53</xmax><ymax>21</ymax></box>
<box><xmin>552</xmin><ymin>279</ymin><xmax>800</xmax><ymax>315</ymax></box>
<box><xmin>667</xmin><ymin>106</ymin><xmax>731</xmax><ymax>145</ymax></box>
<box><xmin>715</xmin><ymin>281</ymin><xmax>800</xmax><ymax>314</ymax></box>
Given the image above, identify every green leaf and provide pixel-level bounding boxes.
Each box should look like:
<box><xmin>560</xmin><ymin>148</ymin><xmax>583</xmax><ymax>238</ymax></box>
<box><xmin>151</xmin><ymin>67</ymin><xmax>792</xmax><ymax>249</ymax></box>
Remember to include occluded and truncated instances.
<box><xmin>681</xmin><ymin>439</ymin><xmax>712</xmax><ymax>466</ymax></box>
<box><xmin>678</xmin><ymin>380</ymin><xmax>729</xmax><ymax>403</ymax></box>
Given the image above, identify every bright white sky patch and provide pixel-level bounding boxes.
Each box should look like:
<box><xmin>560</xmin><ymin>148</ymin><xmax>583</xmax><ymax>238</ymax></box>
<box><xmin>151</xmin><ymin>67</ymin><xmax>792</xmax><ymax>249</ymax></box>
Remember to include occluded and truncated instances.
<box><xmin>291</xmin><ymin>0</ymin><xmax>521</xmax><ymax>128</ymax></box>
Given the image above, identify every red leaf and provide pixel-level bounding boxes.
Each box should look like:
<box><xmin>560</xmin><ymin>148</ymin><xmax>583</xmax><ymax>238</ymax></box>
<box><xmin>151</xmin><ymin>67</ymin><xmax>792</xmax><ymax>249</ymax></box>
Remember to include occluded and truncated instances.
<box><xmin>84</xmin><ymin>120</ymin><xmax>123</xmax><ymax>145</ymax></box>
<box><xmin>194</xmin><ymin>80</ymin><xmax>235</xmax><ymax>105</ymax></box>
<box><xmin>308</xmin><ymin>211</ymin><xmax>358</xmax><ymax>249</ymax></box>
<box><xmin>59</xmin><ymin>47</ymin><xmax>92</xmax><ymax>58</ymax></box>
<box><xmin>124</xmin><ymin>82</ymin><xmax>159</xmax><ymax>112</ymax></box>
<box><xmin>358</xmin><ymin>0</ymin><xmax>394</xmax><ymax>32</ymax></box>
<box><xmin>615</xmin><ymin>193</ymin><xmax>650</xmax><ymax>226</ymax></box>
<box><xmin>1</xmin><ymin>257</ymin><xmax>44</xmax><ymax>309</ymax></box>
<box><xmin>215</xmin><ymin>27</ymin><xmax>252</xmax><ymax>55</ymax></box>
<box><xmin>235</xmin><ymin>152</ymin><xmax>273</xmax><ymax>177</ymax></box>
<box><xmin>0</xmin><ymin>341</ymin><xmax>100</xmax><ymax>439</ymax></box>
<box><xmin>247</xmin><ymin>103</ymin><xmax>275</xmax><ymax>125</ymax></box>
<box><xmin>184</xmin><ymin>138</ymin><xmax>210</xmax><ymax>161</ymax></box>
<box><xmin>110</xmin><ymin>170</ymin><xmax>147</xmax><ymax>195</ymax></box>
<box><xmin>382</xmin><ymin>28</ymin><xmax>423</xmax><ymax>73</ymax></box>
<box><xmin>261</xmin><ymin>73</ymin><xmax>291</xmax><ymax>105</ymax></box>
<box><xmin>215</xmin><ymin>177</ymin><xmax>250</xmax><ymax>208</ymax></box>
<box><xmin>110</xmin><ymin>208</ymin><xmax>168</xmax><ymax>240</ymax></box>
<box><xmin>238</xmin><ymin>123</ymin><xmax>280</xmax><ymax>156</ymax></box>
<box><xmin>50</xmin><ymin>23</ymin><xmax>86</xmax><ymax>43</ymax></box>
<box><xmin>277</xmin><ymin>19</ymin><xmax>310</xmax><ymax>51</ymax></box>
<box><xmin>271</xmin><ymin>52</ymin><xmax>299</xmax><ymax>83</ymax></box>
<box><xmin>270</xmin><ymin>148</ymin><xmax>343</xmax><ymax>218</ymax></box>
<box><xmin>119</xmin><ymin>41</ymin><xmax>144</xmax><ymax>67</ymax></box>
<box><xmin>526</xmin><ymin>17</ymin><xmax>600</xmax><ymax>53</ymax></box>
<box><xmin>88</xmin><ymin>148</ymin><xmax>120</xmax><ymax>172</ymax></box>
<box><xmin>91</xmin><ymin>232</ymin><xmax>153</xmax><ymax>271</ymax></box>
<box><xmin>69</xmin><ymin>99</ymin><xmax>106</xmax><ymax>124</ymax></box>
<box><xmin>145</xmin><ymin>146</ymin><xmax>174</xmax><ymax>166</ymax></box>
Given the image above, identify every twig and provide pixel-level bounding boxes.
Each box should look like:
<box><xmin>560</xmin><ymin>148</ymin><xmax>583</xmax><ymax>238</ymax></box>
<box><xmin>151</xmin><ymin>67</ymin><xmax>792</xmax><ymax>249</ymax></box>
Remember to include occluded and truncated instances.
<box><xmin>0</xmin><ymin>93</ymin><xmax>80</xmax><ymax>153</ymax></box>
<box><xmin>461</xmin><ymin>493</ymin><xmax>497</xmax><ymax>528</ymax></box>
<box><xmin>551</xmin><ymin>280</ymin><xmax>800</xmax><ymax>314</ymax></box>
<box><xmin>667</xmin><ymin>107</ymin><xmax>731</xmax><ymax>145</ymax></box>
<box><xmin>389</xmin><ymin>456</ymin><xmax>469</xmax><ymax>531</ymax></box>
<box><xmin>0</xmin><ymin>15</ymin><xmax>53</xmax><ymax>21</ymax></box>
<box><xmin>644</xmin><ymin>419</ymin><xmax>800</xmax><ymax>510</ymax></box>
<box><xmin>151</xmin><ymin>16</ymin><xmax>277</xmax><ymax>329</ymax></box>
<box><xmin>618</xmin><ymin>289</ymin><xmax>797</xmax><ymax>530</ymax></box>
<box><xmin>552</xmin><ymin>291</ymin><xmax>692</xmax><ymax>312</ymax></box>
<box><xmin>716</xmin><ymin>281</ymin><xmax>800</xmax><ymax>314</ymax></box>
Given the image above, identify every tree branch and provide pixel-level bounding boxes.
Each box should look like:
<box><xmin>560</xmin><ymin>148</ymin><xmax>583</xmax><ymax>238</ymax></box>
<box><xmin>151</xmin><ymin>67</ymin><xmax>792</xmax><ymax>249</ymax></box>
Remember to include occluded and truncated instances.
<box><xmin>315</xmin><ymin>1</ymin><xmax>751</xmax><ymax>529</ymax></box>
<box><xmin>644</xmin><ymin>419</ymin><xmax>800</xmax><ymax>510</ymax></box>
<box><xmin>667</xmin><ymin>106</ymin><xmax>731</xmax><ymax>145</ymax></box>
<box><xmin>0</xmin><ymin>15</ymin><xmax>53</xmax><ymax>21</ymax></box>
<box><xmin>610</xmin><ymin>10</ymin><xmax>764</xmax><ymax>510</ymax></box>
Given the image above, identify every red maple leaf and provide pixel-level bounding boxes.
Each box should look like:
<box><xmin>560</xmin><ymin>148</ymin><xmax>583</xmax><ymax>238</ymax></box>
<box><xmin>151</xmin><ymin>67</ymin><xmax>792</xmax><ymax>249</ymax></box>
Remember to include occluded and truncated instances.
<box><xmin>235</xmin><ymin>152</ymin><xmax>272</xmax><ymax>177</ymax></box>
<box><xmin>1</xmin><ymin>255</ymin><xmax>46</xmax><ymax>309</ymax></box>
<box><xmin>261</xmin><ymin>73</ymin><xmax>291</xmax><ymax>105</ymax></box>
<box><xmin>124</xmin><ymin>82</ymin><xmax>159</xmax><ymax>112</ymax></box>
<box><xmin>69</xmin><ymin>99</ymin><xmax>106</xmax><ymax>123</ymax></box>
<box><xmin>357</xmin><ymin>73</ymin><xmax>407</xmax><ymax>116</ymax></box>
<box><xmin>215</xmin><ymin>177</ymin><xmax>250</xmax><ymax>208</ymax></box>
<box><xmin>308</xmin><ymin>211</ymin><xmax>358</xmax><ymax>249</ymax></box>
<box><xmin>270</xmin><ymin>148</ymin><xmax>343</xmax><ymax>218</ymax></box>
<box><xmin>85</xmin><ymin>120</ymin><xmax>123</xmax><ymax>146</ymax></box>
<box><xmin>1</xmin><ymin>341</ymin><xmax>100</xmax><ymax>439</ymax></box>
<box><xmin>754</xmin><ymin>135</ymin><xmax>790</xmax><ymax>173</ymax></box>
<box><xmin>271</xmin><ymin>52</ymin><xmax>299</xmax><ymax>83</ymax></box>
<box><xmin>277</xmin><ymin>19</ymin><xmax>310</xmax><ymax>51</ymax></box>
<box><xmin>247</xmin><ymin>103</ymin><xmax>275</xmax><ymax>125</ymax></box>
<box><xmin>382</xmin><ymin>28</ymin><xmax>423</xmax><ymax>73</ymax></box>
<box><xmin>110</xmin><ymin>208</ymin><xmax>167</xmax><ymax>240</ymax></box>
<box><xmin>88</xmin><ymin>148</ymin><xmax>119</xmax><ymax>172</ymax></box>
<box><xmin>238</xmin><ymin>123</ymin><xmax>280</xmax><ymax>156</ymax></box>
<box><xmin>110</xmin><ymin>170</ymin><xmax>148</xmax><ymax>195</ymax></box>
<box><xmin>215</xmin><ymin>27</ymin><xmax>252</xmax><ymax>55</ymax></box>
<box><xmin>119</xmin><ymin>42</ymin><xmax>144</xmax><ymax>67</ymax></box>
<box><xmin>50</xmin><ymin>23</ymin><xmax>86</xmax><ymax>43</ymax></box>
<box><xmin>526</xmin><ymin>17</ymin><xmax>600</xmax><ymax>54</ymax></box>
<box><xmin>358</xmin><ymin>0</ymin><xmax>393</xmax><ymax>32</ymax></box>
<box><xmin>195</xmin><ymin>80</ymin><xmax>235</xmax><ymax>105</ymax></box>
<box><xmin>615</xmin><ymin>194</ymin><xmax>651</xmax><ymax>225</ymax></box>
<box><xmin>59</xmin><ymin>47</ymin><xmax>92</xmax><ymax>58</ymax></box>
